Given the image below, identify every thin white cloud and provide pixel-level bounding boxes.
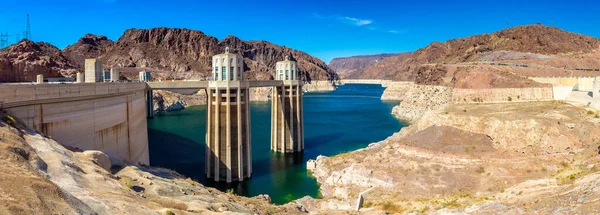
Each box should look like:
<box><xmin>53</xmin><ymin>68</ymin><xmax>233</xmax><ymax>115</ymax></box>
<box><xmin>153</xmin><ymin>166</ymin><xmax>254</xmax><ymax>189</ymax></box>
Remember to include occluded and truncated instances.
<box><xmin>311</xmin><ymin>13</ymin><xmax>407</xmax><ymax>35</ymax></box>
<box><xmin>387</xmin><ymin>29</ymin><xmax>409</xmax><ymax>34</ymax></box>
<box><xmin>342</xmin><ymin>17</ymin><xmax>372</xmax><ymax>26</ymax></box>
<box><xmin>311</xmin><ymin>13</ymin><xmax>373</xmax><ymax>27</ymax></box>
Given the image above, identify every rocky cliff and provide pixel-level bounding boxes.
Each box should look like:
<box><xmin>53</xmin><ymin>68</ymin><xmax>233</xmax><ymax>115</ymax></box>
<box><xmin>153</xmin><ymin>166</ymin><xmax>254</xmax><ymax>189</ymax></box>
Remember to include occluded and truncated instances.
<box><xmin>328</xmin><ymin>53</ymin><xmax>403</xmax><ymax>78</ymax></box>
<box><xmin>0</xmin><ymin>40</ymin><xmax>78</xmax><ymax>82</ymax></box>
<box><xmin>1</xmin><ymin>28</ymin><xmax>339</xmax><ymax>84</ymax></box>
<box><xmin>62</xmin><ymin>34</ymin><xmax>114</xmax><ymax>69</ymax></box>
<box><xmin>357</xmin><ymin>24</ymin><xmax>600</xmax><ymax>81</ymax></box>
<box><xmin>62</xmin><ymin>28</ymin><xmax>338</xmax><ymax>82</ymax></box>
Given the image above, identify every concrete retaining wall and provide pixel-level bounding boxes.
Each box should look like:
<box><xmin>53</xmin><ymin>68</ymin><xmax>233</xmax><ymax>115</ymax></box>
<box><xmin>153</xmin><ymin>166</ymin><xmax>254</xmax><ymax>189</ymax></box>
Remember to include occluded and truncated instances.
<box><xmin>552</xmin><ymin>86</ymin><xmax>575</xmax><ymax>100</ymax></box>
<box><xmin>1</xmin><ymin>83</ymin><xmax>149</xmax><ymax>165</ymax></box>
<box><xmin>530</xmin><ymin>77</ymin><xmax>595</xmax><ymax>91</ymax></box>
<box><xmin>452</xmin><ymin>87</ymin><xmax>553</xmax><ymax>103</ymax></box>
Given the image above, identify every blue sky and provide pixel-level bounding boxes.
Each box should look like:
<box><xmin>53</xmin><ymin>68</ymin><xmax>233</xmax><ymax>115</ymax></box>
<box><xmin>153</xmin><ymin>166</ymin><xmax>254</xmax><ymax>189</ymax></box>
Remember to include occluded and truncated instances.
<box><xmin>1</xmin><ymin>0</ymin><xmax>599</xmax><ymax>63</ymax></box>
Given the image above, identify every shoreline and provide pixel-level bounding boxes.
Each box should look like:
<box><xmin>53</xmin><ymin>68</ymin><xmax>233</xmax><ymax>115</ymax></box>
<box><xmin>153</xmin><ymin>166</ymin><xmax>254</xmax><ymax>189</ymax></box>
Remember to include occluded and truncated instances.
<box><xmin>302</xmin><ymin>82</ymin><xmax>600</xmax><ymax>213</ymax></box>
<box><xmin>149</xmin><ymin>83</ymin><xmax>404</xmax><ymax>206</ymax></box>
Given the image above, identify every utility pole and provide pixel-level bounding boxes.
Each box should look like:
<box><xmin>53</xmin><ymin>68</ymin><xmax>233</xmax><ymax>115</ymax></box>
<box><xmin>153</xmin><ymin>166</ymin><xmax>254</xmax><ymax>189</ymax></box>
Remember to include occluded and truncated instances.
<box><xmin>505</xmin><ymin>20</ymin><xmax>509</xmax><ymax>29</ymax></box>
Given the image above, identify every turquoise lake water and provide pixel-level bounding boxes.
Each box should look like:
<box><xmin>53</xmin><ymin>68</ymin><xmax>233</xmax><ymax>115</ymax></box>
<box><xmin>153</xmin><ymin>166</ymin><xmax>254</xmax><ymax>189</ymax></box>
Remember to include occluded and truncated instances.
<box><xmin>147</xmin><ymin>84</ymin><xmax>406</xmax><ymax>204</ymax></box>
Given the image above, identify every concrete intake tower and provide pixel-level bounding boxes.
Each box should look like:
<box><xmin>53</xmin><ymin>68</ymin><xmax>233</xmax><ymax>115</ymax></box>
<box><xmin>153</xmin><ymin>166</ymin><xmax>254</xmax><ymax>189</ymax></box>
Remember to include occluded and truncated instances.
<box><xmin>205</xmin><ymin>47</ymin><xmax>251</xmax><ymax>182</ymax></box>
<box><xmin>271</xmin><ymin>56</ymin><xmax>304</xmax><ymax>153</ymax></box>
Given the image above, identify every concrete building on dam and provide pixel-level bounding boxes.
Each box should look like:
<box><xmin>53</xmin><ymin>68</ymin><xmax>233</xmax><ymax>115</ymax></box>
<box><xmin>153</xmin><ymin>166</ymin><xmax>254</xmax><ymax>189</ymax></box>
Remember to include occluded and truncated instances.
<box><xmin>205</xmin><ymin>47</ymin><xmax>252</xmax><ymax>182</ymax></box>
<box><xmin>85</xmin><ymin>58</ymin><xmax>103</xmax><ymax>83</ymax></box>
<box><xmin>271</xmin><ymin>56</ymin><xmax>304</xmax><ymax>153</ymax></box>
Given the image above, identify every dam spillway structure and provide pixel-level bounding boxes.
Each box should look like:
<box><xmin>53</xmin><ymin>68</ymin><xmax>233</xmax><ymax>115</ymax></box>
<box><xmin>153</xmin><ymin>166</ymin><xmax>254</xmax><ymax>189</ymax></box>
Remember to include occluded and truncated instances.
<box><xmin>271</xmin><ymin>56</ymin><xmax>304</xmax><ymax>153</ymax></box>
<box><xmin>205</xmin><ymin>47</ymin><xmax>252</xmax><ymax>182</ymax></box>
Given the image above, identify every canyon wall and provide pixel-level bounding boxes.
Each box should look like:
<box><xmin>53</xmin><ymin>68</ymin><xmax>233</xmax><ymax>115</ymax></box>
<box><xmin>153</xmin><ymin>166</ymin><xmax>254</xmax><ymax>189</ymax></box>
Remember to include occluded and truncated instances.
<box><xmin>1</xmin><ymin>83</ymin><xmax>149</xmax><ymax>165</ymax></box>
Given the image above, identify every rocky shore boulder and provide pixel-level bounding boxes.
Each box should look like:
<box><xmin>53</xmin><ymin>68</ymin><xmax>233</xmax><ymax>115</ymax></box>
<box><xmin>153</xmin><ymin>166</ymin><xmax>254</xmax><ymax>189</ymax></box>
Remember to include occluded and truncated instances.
<box><xmin>82</xmin><ymin>150</ymin><xmax>111</xmax><ymax>171</ymax></box>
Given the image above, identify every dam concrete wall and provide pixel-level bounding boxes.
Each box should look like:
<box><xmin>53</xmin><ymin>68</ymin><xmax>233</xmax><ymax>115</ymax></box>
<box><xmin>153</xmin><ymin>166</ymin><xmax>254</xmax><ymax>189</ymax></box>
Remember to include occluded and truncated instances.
<box><xmin>529</xmin><ymin>76</ymin><xmax>596</xmax><ymax>91</ymax></box>
<box><xmin>0</xmin><ymin>83</ymin><xmax>149</xmax><ymax>165</ymax></box>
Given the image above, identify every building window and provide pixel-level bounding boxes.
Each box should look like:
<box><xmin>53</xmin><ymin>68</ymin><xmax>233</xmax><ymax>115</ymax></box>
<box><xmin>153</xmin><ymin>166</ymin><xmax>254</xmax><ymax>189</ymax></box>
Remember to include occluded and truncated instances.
<box><xmin>222</xmin><ymin>66</ymin><xmax>226</xmax><ymax>80</ymax></box>
<box><xmin>230</xmin><ymin>67</ymin><xmax>234</xmax><ymax>80</ymax></box>
<box><xmin>286</xmin><ymin>70</ymin><xmax>289</xmax><ymax>80</ymax></box>
<box><xmin>291</xmin><ymin>70</ymin><xmax>294</xmax><ymax>80</ymax></box>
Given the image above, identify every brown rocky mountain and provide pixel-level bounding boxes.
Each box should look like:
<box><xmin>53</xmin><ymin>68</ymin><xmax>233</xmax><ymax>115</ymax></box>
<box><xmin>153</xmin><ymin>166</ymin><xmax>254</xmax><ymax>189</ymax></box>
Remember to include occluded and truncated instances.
<box><xmin>0</xmin><ymin>28</ymin><xmax>338</xmax><ymax>83</ymax></box>
<box><xmin>65</xmin><ymin>28</ymin><xmax>338</xmax><ymax>82</ymax></box>
<box><xmin>328</xmin><ymin>53</ymin><xmax>404</xmax><ymax>78</ymax></box>
<box><xmin>357</xmin><ymin>24</ymin><xmax>600</xmax><ymax>81</ymax></box>
<box><xmin>0</xmin><ymin>40</ymin><xmax>78</xmax><ymax>82</ymax></box>
<box><xmin>62</xmin><ymin>34</ymin><xmax>114</xmax><ymax>69</ymax></box>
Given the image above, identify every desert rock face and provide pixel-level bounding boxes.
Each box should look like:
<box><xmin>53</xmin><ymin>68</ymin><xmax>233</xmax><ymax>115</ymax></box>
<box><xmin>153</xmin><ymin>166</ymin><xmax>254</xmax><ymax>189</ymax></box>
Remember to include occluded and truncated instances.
<box><xmin>391</xmin><ymin>84</ymin><xmax>453</xmax><ymax>121</ymax></box>
<box><xmin>1</xmin><ymin>28</ymin><xmax>339</xmax><ymax>84</ymax></box>
<box><xmin>0</xmin><ymin>40</ymin><xmax>78</xmax><ymax>82</ymax></box>
<box><xmin>153</xmin><ymin>90</ymin><xmax>206</xmax><ymax>113</ymax></box>
<box><xmin>308</xmin><ymin>101</ymin><xmax>600</xmax><ymax>214</ymax></box>
<box><xmin>72</xmin><ymin>28</ymin><xmax>339</xmax><ymax>82</ymax></box>
<box><xmin>328</xmin><ymin>53</ymin><xmax>403</xmax><ymax>78</ymax></box>
<box><xmin>62</xmin><ymin>34</ymin><xmax>114</xmax><ymax>69</ymax></box>
<box><xmin>380</xmin><ymin>82</ymin><xmax>413</xmax><ymax>100</ymax></box>
<box><xmin>357</xmin><ymin>25</ymin><xmax>600</xmax><ymax>81</ymax></box>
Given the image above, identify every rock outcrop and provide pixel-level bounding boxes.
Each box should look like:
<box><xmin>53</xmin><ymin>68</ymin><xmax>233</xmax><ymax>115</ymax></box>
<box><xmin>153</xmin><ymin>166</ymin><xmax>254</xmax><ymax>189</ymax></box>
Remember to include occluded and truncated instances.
<box><xmin>86</xmin><ymin>28</ymin><xmax>339</xmax><ymax>82</ymax></box>
<box><xmin>62</xmin><ymin>34</ymin><xmax>114</xmax><ymax>69</ymax></box>
<box><xmin>0</xmin><ymin>40</ymin><xmax>78</xmax><ymax>82</ymax></box>
<box><xmin>380</xmin><ymin>82</ymin><xmax>413</xmax><ymax>101</ymax></box>
<box><xmin>391</xmin><ymin>84</ymin><xmax>453</xmax><ymax>121</ymax></box>
<box><xmin>153</xmin><ymin>90</ymin><xmax>206</xmax><ymax>113</ymax></box>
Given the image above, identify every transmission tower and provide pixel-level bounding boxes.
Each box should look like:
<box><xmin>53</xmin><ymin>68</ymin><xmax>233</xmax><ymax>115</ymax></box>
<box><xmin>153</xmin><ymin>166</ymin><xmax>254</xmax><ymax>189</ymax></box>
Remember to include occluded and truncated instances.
<box><xmin>23</xmin><ymin>14</ymin><xmax>31</xmax><ymax>40</ymax></box>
